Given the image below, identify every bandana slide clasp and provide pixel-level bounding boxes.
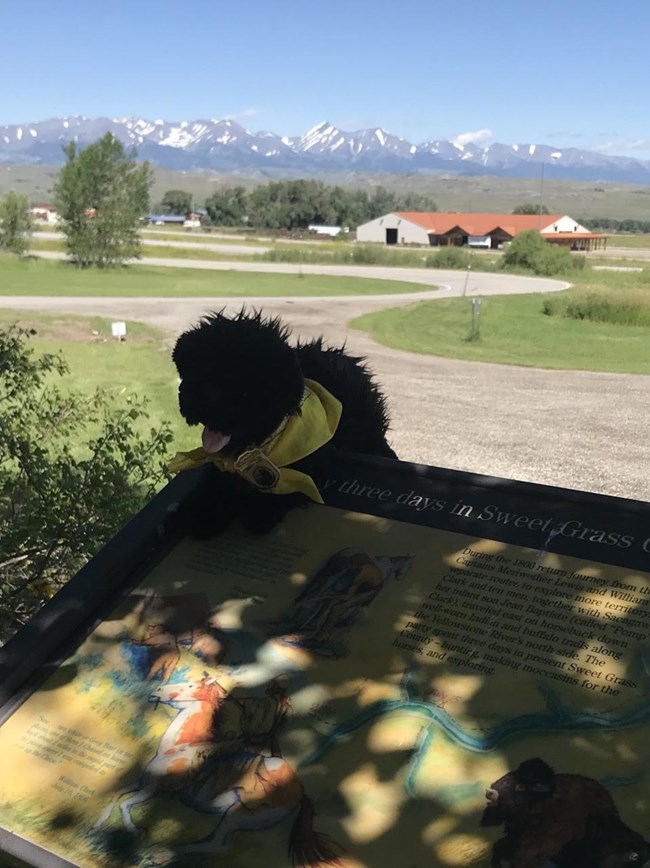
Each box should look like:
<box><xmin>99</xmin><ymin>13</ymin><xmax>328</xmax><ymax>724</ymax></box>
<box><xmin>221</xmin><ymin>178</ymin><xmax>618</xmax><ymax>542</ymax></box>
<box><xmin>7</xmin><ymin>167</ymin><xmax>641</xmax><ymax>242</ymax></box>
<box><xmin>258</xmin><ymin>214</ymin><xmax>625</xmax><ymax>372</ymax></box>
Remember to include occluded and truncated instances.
<box><xmin>234</xmin><ymin>449</ymin><xmax>281</xmax><ymax>491</ymax></box>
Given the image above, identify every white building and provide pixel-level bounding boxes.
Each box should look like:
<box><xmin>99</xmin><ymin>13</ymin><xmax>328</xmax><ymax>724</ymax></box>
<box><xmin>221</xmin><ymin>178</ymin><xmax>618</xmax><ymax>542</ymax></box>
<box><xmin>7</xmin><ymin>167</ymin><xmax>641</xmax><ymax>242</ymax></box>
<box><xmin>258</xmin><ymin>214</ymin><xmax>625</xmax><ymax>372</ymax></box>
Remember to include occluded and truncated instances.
<box><xmin>308</xmin><ymin>225</ymin><xmax>344</xmax><ymax>237</ymax></box>
<box><xmin>30</xmin><ymin>205</ymin><xmax>59</xmax><ymax>225</ymax></box>
<box><xmin>356</xmin><ymin>212</ymin><xmax>607</xmax><ymax>251</ymax></box>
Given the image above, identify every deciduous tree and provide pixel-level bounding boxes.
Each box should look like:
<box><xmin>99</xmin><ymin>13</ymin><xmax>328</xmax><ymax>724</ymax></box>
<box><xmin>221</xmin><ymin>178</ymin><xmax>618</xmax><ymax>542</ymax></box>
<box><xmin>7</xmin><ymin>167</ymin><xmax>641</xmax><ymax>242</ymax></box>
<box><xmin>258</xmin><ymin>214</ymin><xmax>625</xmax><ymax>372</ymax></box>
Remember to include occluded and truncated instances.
<box><xmin>54</xmin><ymin>133</ymin><xmax>152</xmax><ymax>267</ymax></box>
<box><xmin>0</xmin><ymin>191</ymin><xmax>32</xmax><ymax>255</ymax></box>
<box><xmin>161</xmin><ymin>189</ymin><xmax>192</xmax><ymax>215</ymax></box>
<box><xmin>204</xmin><ymin>185</ymin><xmax>248</xmax><ymax>226</ymax></box>
<box><xmin>513</xmin><ymin>203</ymin><xmax>550</xmax><ymax>215</ymax></box>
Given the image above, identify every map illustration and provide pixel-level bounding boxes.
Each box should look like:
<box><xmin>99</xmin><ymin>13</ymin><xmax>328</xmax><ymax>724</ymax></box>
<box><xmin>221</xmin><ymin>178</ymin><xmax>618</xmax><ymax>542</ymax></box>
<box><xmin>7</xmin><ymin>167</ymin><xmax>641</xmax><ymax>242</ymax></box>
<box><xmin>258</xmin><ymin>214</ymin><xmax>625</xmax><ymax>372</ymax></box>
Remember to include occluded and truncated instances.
<box><xmin>0</xmin><ymin>505</ymin><xmax>648</xmax><ymax>867</ymax></box>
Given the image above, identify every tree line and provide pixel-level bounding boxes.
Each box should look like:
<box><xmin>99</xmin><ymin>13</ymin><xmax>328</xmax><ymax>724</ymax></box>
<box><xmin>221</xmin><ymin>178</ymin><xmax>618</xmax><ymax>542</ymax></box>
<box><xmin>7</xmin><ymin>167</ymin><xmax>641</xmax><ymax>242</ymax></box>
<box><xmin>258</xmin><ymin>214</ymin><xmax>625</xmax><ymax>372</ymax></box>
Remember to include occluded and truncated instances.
<box><xmin>575</xmin><ymin>216</ymin><xmax>650</xmax><ymax>233</ymax></box>
<box><xmin>203</xmin><ymin>180</ymin><xmax>438</xmax><ymax>230</ymax></box>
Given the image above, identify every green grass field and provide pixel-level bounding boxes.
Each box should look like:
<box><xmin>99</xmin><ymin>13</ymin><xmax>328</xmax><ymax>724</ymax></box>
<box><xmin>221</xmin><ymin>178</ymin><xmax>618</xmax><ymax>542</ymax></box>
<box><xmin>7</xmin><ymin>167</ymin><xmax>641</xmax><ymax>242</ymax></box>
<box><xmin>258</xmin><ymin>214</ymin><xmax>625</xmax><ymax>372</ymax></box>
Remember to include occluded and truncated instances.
<box><xmin>351</xmin><ymin>291</ymin><xmax>650</xmax><ymax>374</ymax></box>
<box><xmin>0</xmin><ymin>309</ymin><xmax>189</xmax><ymax>451</ymax></box>
<box><xmin>140</xmin><ymin>228</ymin><xmax>267</xmax><ymax>244</ymax></box>
<box><xmin>34</xmin><ymin>224</ymin><xmax>269</xmax><ymax>247</ymax></box>
<box><xmin>0</xmin><ymin>255</ymin><xmax>431</xmax><ymax>297</ymax></box>
<box><xmin>589</xmin><ymin>260</ymin><xmax>645</xmax><ymax>270</ymax></box>
<box><xmin>30</xmin><ymin>237</ymin><xmax>257</xmax><ymax>262</ymax></box>
<box><xmin>30</xmin><ymin>236</ymin><xmax>437</xmax><ymax>267</ymax></box>
<box><xmin>607</xmin><ymin>235</ymin><xmax>650</xmax><ymax>248</ymax></box>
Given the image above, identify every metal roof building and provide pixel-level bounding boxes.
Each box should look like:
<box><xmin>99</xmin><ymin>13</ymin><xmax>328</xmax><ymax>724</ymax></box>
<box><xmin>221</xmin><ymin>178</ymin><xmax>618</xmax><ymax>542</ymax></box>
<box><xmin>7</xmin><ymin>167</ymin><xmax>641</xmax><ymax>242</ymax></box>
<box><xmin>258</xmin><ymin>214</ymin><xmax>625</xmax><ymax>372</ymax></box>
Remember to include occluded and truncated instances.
<box><xmin>356</xmin><ymin>212</ymin><xmax>607</xmax><ymax>250</ymax></box>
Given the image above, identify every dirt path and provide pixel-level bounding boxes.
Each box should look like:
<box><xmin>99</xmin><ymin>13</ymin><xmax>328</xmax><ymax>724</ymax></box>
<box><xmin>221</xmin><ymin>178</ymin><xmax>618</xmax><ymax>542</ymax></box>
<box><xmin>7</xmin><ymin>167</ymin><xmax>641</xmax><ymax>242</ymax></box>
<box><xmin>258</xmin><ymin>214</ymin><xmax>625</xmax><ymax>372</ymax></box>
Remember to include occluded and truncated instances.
<box><xmin>2</xmin><ymin>262</ymin><xmax>648</xmax><ymax>502</ymax></box>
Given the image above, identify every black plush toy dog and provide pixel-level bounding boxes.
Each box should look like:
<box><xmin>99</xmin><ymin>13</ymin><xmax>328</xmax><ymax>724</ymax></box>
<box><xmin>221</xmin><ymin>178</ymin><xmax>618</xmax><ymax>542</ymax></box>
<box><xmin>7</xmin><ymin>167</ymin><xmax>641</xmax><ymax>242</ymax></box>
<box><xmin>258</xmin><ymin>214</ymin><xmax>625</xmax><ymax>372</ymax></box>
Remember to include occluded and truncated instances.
<box><xmin>170</xmin><ymin>309</ymin><xmax>397</xmax><ymax>536</ymax></box>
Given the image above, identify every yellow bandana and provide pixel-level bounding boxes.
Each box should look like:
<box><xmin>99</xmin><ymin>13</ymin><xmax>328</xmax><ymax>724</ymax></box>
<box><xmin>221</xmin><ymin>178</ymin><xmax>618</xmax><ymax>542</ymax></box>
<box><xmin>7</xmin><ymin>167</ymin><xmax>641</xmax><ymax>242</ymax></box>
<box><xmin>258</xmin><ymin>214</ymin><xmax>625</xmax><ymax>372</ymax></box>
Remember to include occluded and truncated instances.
<box><xmin>168</xmin><ymin>379</ymin><xmax>342</xmax><ymax>504</ymax></box>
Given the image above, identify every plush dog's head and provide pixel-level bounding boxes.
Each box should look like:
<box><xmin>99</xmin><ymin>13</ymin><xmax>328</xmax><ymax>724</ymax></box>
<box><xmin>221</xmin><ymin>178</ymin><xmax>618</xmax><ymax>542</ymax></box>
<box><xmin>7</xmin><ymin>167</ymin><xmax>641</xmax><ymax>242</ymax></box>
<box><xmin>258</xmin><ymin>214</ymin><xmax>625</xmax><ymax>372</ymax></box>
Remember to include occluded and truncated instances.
<box><xmin>172</xmin><ymin>309</ymin><xmax>304</xmax><ymax>455</ymax></box>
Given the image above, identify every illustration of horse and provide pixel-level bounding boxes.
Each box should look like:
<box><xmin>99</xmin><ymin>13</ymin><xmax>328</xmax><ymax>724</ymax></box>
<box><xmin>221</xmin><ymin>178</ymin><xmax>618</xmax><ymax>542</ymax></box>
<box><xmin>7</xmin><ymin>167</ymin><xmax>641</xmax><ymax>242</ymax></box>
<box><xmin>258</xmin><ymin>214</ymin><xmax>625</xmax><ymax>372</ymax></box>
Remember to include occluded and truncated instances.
<box><xmin>282</xmin><ymin>548</ymin><xmax>413</xmax><ymax>650</ymax></box>
<box><xmin>94</xmin><ymin>673</ymin><xmax>343</xmax><ymax>867</ymax></box>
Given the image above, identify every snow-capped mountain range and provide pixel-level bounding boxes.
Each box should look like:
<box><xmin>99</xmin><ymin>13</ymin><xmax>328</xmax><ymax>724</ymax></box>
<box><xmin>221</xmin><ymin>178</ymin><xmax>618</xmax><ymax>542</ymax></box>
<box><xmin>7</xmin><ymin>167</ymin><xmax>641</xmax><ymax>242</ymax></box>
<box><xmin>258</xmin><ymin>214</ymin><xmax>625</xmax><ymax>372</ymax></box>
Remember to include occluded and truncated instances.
<box><xmin>1</xmin><ymin>116</ymin><xmax>650</xmax><ymax>183</ymax></box>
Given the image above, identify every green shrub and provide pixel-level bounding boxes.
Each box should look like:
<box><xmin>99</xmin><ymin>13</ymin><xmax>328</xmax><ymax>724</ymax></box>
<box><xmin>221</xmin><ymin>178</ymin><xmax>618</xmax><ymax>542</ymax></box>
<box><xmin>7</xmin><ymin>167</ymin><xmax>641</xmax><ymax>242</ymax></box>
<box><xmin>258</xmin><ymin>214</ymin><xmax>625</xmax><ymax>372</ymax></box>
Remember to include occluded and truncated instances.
<box><xmin>426</xmin><ymin>246</ymin><xmax>473</xmax><ymax>269</ymax></box>
<box><xmin>259</xmin><ymin>241</ymin><xmax>494</xmax><ymax>270</ymax></box>
<box><xmin>541</xmin><ymin>297</ymin><xmax>561</xmax><ymax>316</ymax></box>
<box><xmin>542</xmin><ymin>287</ymin><xmax>650</xmax><ymax>326</ymax></box>
<box><xmin>564</xmin><ymin>290</ymin><xmax>650</xmax><ymax>326</ymax></box>
<box><xmin>501</xmin><ymin>230</ymin><xmax>544</xmax><ymax>270</ymax></box>
<box><xmin>425</xmin><ymin>246</ymin><xmax>497</xmax><ymax>272</ymax></box>
<box><xmin>502</xmin><ymin>230</ymin><xmax>576</xmax><ymax>276</ymax></box>
<box><xmin>0</xmin><ymin>324</ymin><xmax>172</xmax><ymax>641</ymax></box>
<box><xmin>260</xmin><ymin>247</ymin><xmax>334</xmax><ymax>264</ymax></box>
<box><xmin>532</xmin><ymin>243</ymin><xmax>574</xmax><ymax>276</ymax></box>
<box><xmin>351</xmin><ymin>245</ymin><xmax>430</xmax><ymax>267</ymax></box>
<box><xmin>351</xmin><ymin>244</ymin><xmax>389</xmax><ymax>264</ymax></box>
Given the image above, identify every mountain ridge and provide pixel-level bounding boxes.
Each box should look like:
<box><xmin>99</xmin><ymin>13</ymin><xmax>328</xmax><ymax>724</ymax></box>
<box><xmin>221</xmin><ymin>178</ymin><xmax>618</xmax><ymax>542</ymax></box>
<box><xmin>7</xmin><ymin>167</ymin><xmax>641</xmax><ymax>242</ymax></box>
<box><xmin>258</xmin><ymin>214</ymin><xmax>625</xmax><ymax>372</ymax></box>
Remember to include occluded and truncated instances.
<box><xmin>2</xmin><ymin>116</ymin><xmax>650</xmax><ymax>184</ymax></box>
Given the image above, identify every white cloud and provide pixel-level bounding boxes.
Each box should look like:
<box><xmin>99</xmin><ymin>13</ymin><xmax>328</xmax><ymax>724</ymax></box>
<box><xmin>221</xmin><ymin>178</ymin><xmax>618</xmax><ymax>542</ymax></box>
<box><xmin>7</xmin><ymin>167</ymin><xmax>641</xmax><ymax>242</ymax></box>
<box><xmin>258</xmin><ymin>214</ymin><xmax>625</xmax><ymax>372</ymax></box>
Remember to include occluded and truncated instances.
<box><xmin>452</xmin><ymin>128</ymin><xmax>493</xmax><ymax>148</ymax></box>
<box><xmin>333</xmin><ymin>115</ymin><xmax>378</xmax><ymax>130</ymax></box>
<box><xmin>596</xmin><ymin>138</ymin><xmax>649</xmax><ymax>153</ymax></box>
<box><xmin>224</xmin><ymin>107</ymin><xmax>261</xmax><ymax>122</ymax></box>
<box><xmin>547</xmin><ymin>131</ymin><xmax>585</xmax><ymax>139</ymax></box>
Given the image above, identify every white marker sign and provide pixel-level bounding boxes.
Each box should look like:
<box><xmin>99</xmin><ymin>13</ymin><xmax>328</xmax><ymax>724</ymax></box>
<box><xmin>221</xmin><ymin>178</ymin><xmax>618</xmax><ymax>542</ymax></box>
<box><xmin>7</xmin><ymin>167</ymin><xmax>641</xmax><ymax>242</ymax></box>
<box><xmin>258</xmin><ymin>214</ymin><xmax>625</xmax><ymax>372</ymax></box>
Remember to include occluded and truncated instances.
<box><xmin>111</xmin><ymin>322</ymin><xmax>127</xmax><ymax>340</ymax></box>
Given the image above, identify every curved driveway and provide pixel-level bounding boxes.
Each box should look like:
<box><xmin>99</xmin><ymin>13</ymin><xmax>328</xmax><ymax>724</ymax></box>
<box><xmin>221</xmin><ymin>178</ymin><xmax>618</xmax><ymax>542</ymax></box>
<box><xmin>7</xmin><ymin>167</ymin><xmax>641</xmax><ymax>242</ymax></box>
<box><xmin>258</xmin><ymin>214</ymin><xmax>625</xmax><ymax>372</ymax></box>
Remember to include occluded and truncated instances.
<box><xmin>2</xmin><ymin>258</ymin><xmax>649</xmax><ymax>502</ymax></box>
<box><xmin>37</xmin><ymin>232</ymin><xmax>268</xmax><ymax>257</ymax></box>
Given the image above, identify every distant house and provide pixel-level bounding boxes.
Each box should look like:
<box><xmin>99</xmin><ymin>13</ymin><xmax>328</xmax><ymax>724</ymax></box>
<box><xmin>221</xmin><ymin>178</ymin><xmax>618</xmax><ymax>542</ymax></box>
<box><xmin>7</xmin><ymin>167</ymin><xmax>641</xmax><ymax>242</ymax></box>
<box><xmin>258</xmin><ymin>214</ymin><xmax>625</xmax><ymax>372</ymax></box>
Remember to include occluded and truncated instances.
<box><xmin>356</xmin><ymin>212</ymin><xmax>607</xmax><ymax>251</ymax></box>
<box><xmin>31</xmin><ymin>205</ymin><xmax>100</xmax><ymax>222</ymax></box>
<box><xmin>30</xmin><ymin>204</ymin><xmax>59</xmax><ymax>225</ymax></box>
<box><xmin>183</xmin><ymin>208</ymin><xmax>207</xmax><ymax>229</ymax></box>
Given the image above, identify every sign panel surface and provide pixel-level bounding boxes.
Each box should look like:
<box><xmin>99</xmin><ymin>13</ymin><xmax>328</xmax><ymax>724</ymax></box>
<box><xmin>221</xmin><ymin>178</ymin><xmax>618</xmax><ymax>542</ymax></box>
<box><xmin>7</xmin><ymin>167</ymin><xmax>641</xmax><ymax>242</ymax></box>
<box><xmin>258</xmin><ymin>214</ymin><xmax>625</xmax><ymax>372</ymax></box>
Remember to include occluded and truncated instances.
<box><xmin>0</xmin><ymin>459</ymin><xmax>648</xmax><ymax>867</ymax></box>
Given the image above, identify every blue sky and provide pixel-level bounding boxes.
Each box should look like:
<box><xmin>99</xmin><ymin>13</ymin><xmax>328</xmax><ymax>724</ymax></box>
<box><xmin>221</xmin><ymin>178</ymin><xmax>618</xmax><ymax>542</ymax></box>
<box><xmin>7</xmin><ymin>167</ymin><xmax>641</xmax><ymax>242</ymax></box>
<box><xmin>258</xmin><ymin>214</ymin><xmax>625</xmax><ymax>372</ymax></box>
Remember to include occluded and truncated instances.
<box><xmin>4</xmin><ymin>0</ymin><xmax>650</xmax><ymax>156</ymax></box>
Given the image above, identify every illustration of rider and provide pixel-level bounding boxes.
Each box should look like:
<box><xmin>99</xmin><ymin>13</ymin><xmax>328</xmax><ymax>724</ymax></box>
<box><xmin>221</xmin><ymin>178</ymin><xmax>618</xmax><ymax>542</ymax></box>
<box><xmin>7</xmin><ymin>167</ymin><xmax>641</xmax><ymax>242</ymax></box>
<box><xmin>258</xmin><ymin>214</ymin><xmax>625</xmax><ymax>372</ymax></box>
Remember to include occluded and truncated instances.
<box><xmin>94</xmin><ymin>672</ymin><xmax>343</xmax><ymax>868</ymax></box>
<box><xmin>283</xmin><ymin>548</ymin><xmax>413</xmax><ymax>649</ymax></box>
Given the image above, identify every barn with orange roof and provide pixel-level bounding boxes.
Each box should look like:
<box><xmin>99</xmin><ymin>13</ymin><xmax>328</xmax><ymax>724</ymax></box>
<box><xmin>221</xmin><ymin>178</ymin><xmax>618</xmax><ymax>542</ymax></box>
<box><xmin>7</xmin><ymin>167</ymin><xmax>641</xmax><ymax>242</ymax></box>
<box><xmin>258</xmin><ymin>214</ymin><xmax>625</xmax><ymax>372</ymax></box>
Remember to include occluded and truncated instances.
<box><xmin>356</xmin><ymin>211</ymin><xmax>607</xmax><ymax>251</ymax></box>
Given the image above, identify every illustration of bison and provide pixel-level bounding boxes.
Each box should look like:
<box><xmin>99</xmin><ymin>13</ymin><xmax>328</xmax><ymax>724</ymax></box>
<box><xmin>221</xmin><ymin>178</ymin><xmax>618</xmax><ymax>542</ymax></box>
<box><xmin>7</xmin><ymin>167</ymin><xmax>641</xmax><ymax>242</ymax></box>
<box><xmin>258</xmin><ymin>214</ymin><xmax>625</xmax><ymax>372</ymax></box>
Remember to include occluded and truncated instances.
<box><xmin>553</xmin><ymin>813</ymin><xmax>650</xmax><ymax>867</ymax></box>
<box><xmin>481</xmin><ymin>757</ymin><xmax>649</xmax><ymax>868</ymax></box>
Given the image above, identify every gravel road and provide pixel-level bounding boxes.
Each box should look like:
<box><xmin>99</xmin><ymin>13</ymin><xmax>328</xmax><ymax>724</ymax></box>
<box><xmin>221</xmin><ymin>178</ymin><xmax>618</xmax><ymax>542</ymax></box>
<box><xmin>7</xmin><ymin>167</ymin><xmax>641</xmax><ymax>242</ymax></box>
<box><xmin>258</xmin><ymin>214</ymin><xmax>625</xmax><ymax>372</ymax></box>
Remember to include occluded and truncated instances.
<box><xmin>2</xmin><ymin>259</ymin><xmax>648</xmax><ymax>502</ymax></box>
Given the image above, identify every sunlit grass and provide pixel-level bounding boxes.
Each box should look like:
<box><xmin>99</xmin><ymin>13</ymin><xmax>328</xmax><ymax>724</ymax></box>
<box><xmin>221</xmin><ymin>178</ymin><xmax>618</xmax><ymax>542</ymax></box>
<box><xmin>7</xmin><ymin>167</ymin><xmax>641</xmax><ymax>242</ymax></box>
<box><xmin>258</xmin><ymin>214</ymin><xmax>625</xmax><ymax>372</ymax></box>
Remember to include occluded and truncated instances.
<box><xmin>352</xmin><ymin>291</ymin><xmax>650</xmax><ymax>374</ymax></box>
<box><xmin>0</xmin><ymin>254</ymin><xmax>432</xmax><ymax>297</ymax></box>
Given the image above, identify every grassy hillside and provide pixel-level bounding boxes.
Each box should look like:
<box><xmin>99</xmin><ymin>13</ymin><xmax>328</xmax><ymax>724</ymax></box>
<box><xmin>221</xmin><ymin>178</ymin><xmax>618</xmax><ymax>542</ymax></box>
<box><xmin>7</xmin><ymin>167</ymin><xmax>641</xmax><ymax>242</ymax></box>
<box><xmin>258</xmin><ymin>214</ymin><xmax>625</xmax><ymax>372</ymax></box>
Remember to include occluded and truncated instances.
<box><xmin>5</xmin><ymin>162</ymin><xmax>650</xmax><ymax>221</ymax></box>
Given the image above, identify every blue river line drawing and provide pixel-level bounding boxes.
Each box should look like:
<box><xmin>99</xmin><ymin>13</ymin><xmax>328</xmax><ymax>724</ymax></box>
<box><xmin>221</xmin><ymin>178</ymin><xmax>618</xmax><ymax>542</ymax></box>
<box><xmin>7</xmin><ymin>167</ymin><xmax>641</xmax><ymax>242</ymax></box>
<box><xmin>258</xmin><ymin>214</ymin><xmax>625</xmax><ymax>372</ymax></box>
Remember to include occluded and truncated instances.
<box><xmin>300</xmin><ymin>675</ymin><xmax>650</xmax><ymax>798</ymax></box>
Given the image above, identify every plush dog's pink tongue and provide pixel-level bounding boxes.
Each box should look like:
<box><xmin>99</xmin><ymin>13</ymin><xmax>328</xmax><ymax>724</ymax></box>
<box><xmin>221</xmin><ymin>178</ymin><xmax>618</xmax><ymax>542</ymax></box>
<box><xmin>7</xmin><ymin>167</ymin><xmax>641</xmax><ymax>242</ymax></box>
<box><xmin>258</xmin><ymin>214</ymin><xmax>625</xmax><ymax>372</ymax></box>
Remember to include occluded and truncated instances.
<box><xmin>201</xmin><ymin>426</ymin><xmax>231</xmax><ymax>454</ymax></box>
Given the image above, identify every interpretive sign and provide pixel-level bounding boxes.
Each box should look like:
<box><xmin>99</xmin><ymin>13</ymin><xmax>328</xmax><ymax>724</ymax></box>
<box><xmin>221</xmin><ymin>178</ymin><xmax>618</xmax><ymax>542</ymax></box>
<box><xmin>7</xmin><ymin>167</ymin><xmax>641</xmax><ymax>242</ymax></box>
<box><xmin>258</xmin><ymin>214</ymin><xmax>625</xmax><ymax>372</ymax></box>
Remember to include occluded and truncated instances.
<box><xmin>0</xmin><ymin>454</ymin><xmax>648</xmax><ymax>867</ymax></box>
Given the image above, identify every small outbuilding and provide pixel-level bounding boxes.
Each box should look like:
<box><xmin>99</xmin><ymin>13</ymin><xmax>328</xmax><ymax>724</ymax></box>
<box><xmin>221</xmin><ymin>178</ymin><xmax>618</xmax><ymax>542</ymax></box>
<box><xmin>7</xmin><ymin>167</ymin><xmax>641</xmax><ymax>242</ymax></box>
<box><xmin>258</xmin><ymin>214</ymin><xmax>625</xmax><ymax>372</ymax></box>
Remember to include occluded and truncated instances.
<box><xmin>144</xmin><ymin>214</ymin><xmax>186</xmax><ymax>226</ymax></box>
<box><xmin>184</xmin><ymin>209</ymin><xmax>207</xmax><ymax>229</ymax></box>
<box><xmin>356</xmin><ymin>212</ymin><xmax>607</xmax><ymax>251</ymax></box>
<box><xmin>30</xmin><ymin>204</ymin><xmax>59</xmax><ymax>225</ymax></box>
<box><xmin>308</xmin><ymin>225</ymin><xmax>344</xmax><ymax>237</ymax></box>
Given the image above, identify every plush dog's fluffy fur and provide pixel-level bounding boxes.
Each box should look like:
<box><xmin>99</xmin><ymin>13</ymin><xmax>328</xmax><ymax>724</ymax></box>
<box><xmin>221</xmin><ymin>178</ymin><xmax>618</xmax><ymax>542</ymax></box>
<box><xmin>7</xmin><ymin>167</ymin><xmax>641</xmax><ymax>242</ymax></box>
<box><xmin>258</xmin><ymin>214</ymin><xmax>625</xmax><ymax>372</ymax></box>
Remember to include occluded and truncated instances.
<box><xmin>172</xmin><ymin>309</ymin><xmax>396</xmax><ymax>535</ymax></box>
